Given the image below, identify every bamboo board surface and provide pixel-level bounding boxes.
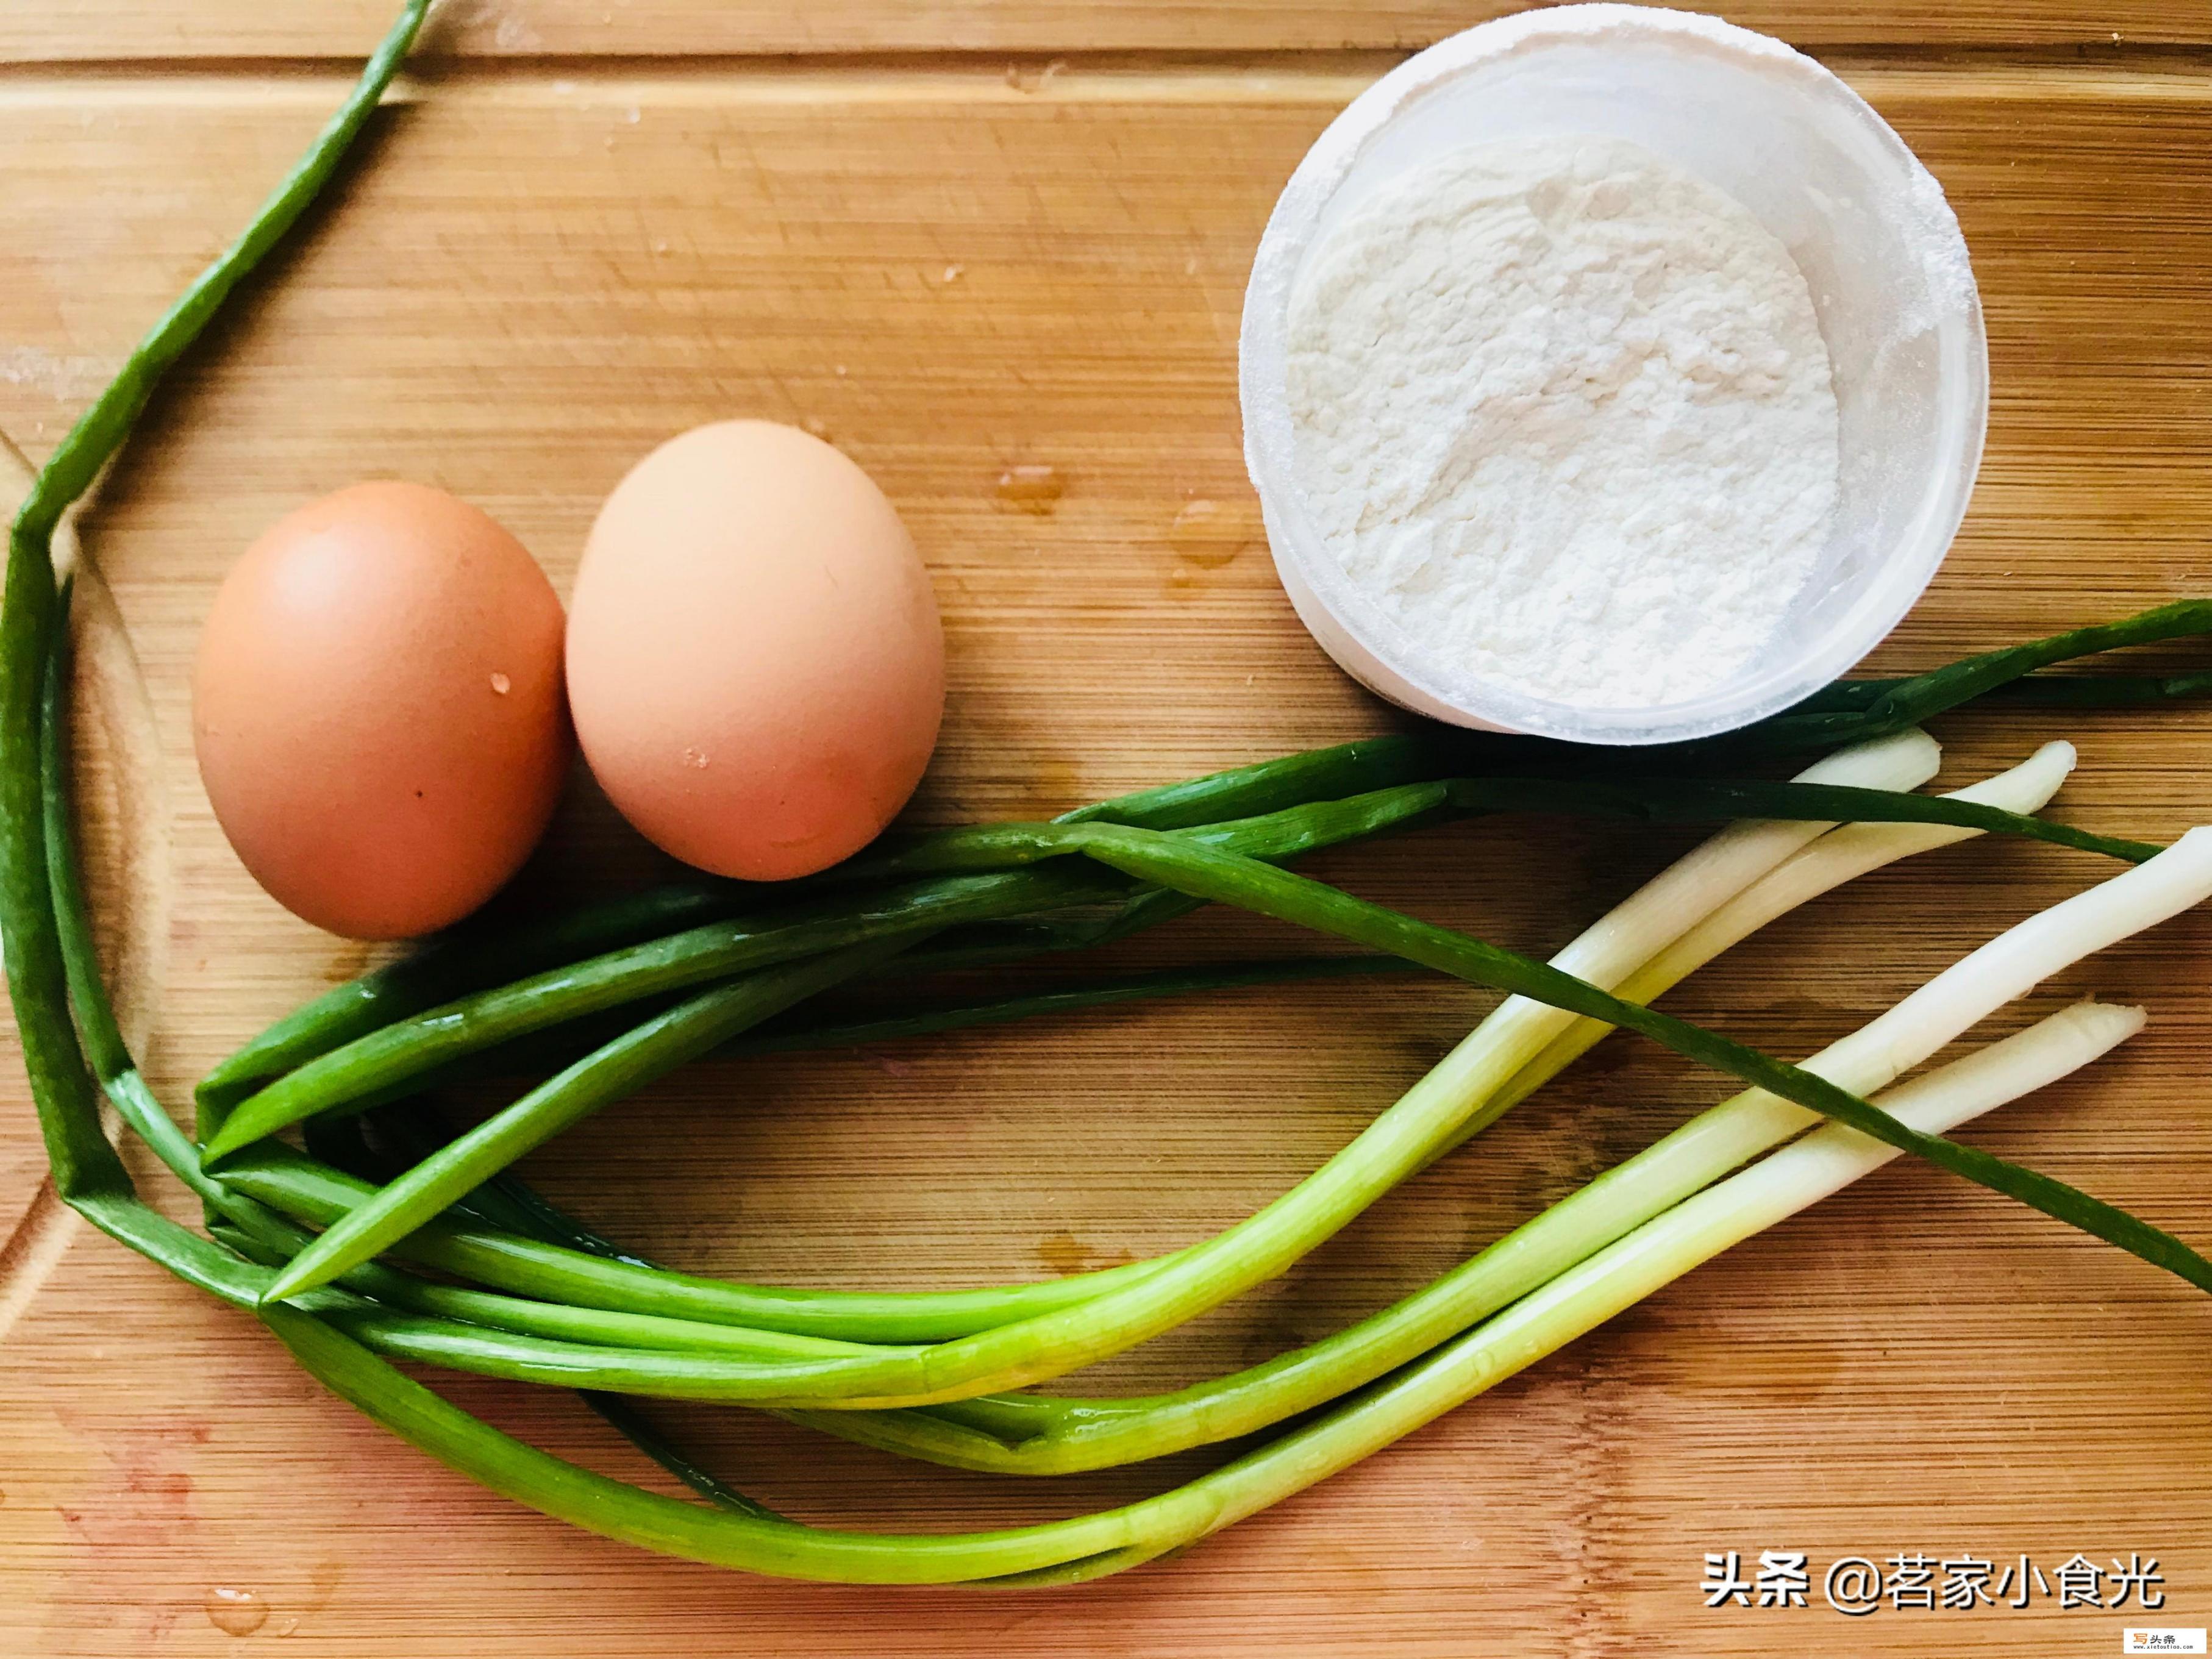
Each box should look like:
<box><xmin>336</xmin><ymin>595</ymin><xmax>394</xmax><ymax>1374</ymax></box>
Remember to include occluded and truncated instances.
<box><xmin>1</xmin><ymin>5</ymin><xmax>2209</xmax><ymax>1655</ymax></box>
<box><xmin>2</xmin><ymin>0</ymin><xmax>2210</xmax><ymax>58</ymax></box>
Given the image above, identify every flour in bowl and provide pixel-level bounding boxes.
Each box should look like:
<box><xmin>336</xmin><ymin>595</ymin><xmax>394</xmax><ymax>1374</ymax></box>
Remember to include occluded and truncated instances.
<box><xmin>1286</xmin><ymin>133</ymin><xmax>1839</xmax><ymax>710</ymax></box>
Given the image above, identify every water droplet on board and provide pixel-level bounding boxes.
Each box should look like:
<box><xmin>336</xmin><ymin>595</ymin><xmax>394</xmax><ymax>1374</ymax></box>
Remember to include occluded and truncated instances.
<box><xmin>1036</xmin><ymin>1230</ymin><xmax>1090</xmax><ymax>1275</ymax></box>
<box><xmin>801</xmin><ymin>415</ymin><xmax>832</xmax><ymax>441</ymax></box>
<box><xmin>305</xmin><ymin>1559</ymin><xmax>344</xmax><ymax>1611</ymax></box>
<box><xmin>1005</xmin><ymin>59</ymin><xmax>1067</xmax><ymax>94</ymax></box>
<box><xmin>939</xmin><ymin>263</ymin><xmax>965</xmax><ymax>284</ymax></box>
<box><xmin>994</xmin><ymin>463</ymin><xmax>1065</xmax><ymax>515</ymax></box>
<box><xmin>1168</xmin><ymin>497</ymin><xmax>1254</xmax><ymax>568</ymax></box>
<box><xmin>488</xmin><ymin>672</ymin><xmax>511</xmax><ymax>695</ymax></box>
<box><xmin>205</xmin><ymin>1587</ymin><xmax>268</xmax><ymax>1637</ymax></box>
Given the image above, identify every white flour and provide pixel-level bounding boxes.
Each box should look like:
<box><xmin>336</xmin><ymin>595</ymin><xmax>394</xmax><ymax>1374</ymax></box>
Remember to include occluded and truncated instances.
<box><xmin>1288</xmin><ymin>133</ymin><xmax>1839</xmax><ymax>709</ymax></box>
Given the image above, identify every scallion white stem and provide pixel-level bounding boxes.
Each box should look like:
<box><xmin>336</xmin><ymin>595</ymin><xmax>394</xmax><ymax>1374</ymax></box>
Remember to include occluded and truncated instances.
<box><xmin>1188</xmin><ymin>999</ymin><xmax>2147</xmax><ymax>1537</ymax></box>
<box><xmin>1477</xmin><ymin>739</ymin><xmax>2081</xmax><ymax>1127</ymax></box>
<box><xmin>1441</xmin><ymin>1003</ymin><xmax>2146</xmax><ymax>1404</ymax></box>
<box><xmin>1368</xmin><ymin>729</ymin><xmax>1945</xmax><ymax>1159</ymax></box>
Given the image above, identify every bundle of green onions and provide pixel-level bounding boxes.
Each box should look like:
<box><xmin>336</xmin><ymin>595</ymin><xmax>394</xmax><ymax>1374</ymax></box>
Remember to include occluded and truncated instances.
<box><xmin>7</xmin><ymin>0</ymin><xmax>2212</xmax><ymax>1585</ymax></box>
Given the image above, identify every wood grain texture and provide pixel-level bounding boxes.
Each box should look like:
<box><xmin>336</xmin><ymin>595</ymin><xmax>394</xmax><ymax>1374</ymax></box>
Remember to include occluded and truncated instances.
<box><xmin>0</xmin><ymin>0</ymin><xmax>2207</xmax><ymax>63</ymax></box>
<box><xmin>0</xmin><ymin>30</ymin><xmax>2209</xmax><ymax>1659</ymax></box>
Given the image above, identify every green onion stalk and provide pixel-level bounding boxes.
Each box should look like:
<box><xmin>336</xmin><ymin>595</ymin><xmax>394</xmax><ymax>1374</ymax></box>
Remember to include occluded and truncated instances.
<box><xmin>237</xmin><ymin>792</ymin><xmax>2212</xmax><ymax>1386</ymax></box>
<box><xmin>209</xmin><ymin>732</ymin><xmax>2203</xmax><ymax>1334</ymax></box>
<box><xmin>209</xmin><ymin>728</ymin><xmax>1949</xmax><ymax>1352</ymax></box>
<box><xmin>9</xmin><ymin>0</ymin><xmax>2212</xmax><ymax>1585</ymax></box>
<box><xmin>266</xmin><ymin>999</ymin><xmax>2147</xmax><ymax>1584</ymax></box>
<box><xmin>189</xmin><ymin>733</ymin><xmax>1972</xmax><ymax>1343</ymax></box>
<box><xmin>45</xmin><ymin>624</ymin><xmax>2167</xmax><ymax>1577</ymax></box>
<box><xmin>210</xmin><ymin>748</ymin><xmax>2212</xmax><ymax>1426</ymax></box>
<box><xmin>32</xmin><ymin>676</ymin><xmax>2177</xmax><ymax>1578</ymax></box>
<box><xmin>236</xmin><ymin>730</ymin><xmax>1934</xmax><ymax>1313</ymax></box>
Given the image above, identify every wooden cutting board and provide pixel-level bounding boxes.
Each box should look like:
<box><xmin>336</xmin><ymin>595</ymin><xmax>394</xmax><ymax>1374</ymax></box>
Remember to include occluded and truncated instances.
<box><xmin>2</xmin><ymin>6</ymin><xmax>2208</xmax><ymax>1655</ymax></box>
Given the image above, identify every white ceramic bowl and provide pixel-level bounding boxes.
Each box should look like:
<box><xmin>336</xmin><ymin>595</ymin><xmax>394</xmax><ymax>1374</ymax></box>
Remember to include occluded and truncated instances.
<box><xmin>1240</xmin><ymin>4</ymin><xmax>1987</xmax><ymax>745</ymax></box>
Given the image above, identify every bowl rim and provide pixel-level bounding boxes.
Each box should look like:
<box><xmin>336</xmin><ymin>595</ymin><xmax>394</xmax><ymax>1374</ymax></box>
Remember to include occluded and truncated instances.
<box><xmin>1238</xmin><ymin>2</ymin><xmax>1990</xmax><ymax>745</ymax></box>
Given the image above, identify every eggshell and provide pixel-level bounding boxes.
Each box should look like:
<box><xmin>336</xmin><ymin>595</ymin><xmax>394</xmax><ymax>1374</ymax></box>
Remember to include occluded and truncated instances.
<box><xmin>566</xmin><ymin>421</ymin><xmax>945</xmax><ymax>880</ymax></box>
<box><xmin>193</xmin><ymin>481</ymin><xmax>571</xmax><ymax>940</ymax></box>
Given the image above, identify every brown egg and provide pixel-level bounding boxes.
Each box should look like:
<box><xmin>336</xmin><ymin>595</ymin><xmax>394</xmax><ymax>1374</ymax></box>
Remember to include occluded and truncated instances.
<box><xmin>566</xmin><ymin>421</ymin><xmax>944</xmax><ymax>880</ymax></box>
<box><xmin>193</xmin><ymin>481</ymin><xmax>571</xmax><ymax>940</ymax></box>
